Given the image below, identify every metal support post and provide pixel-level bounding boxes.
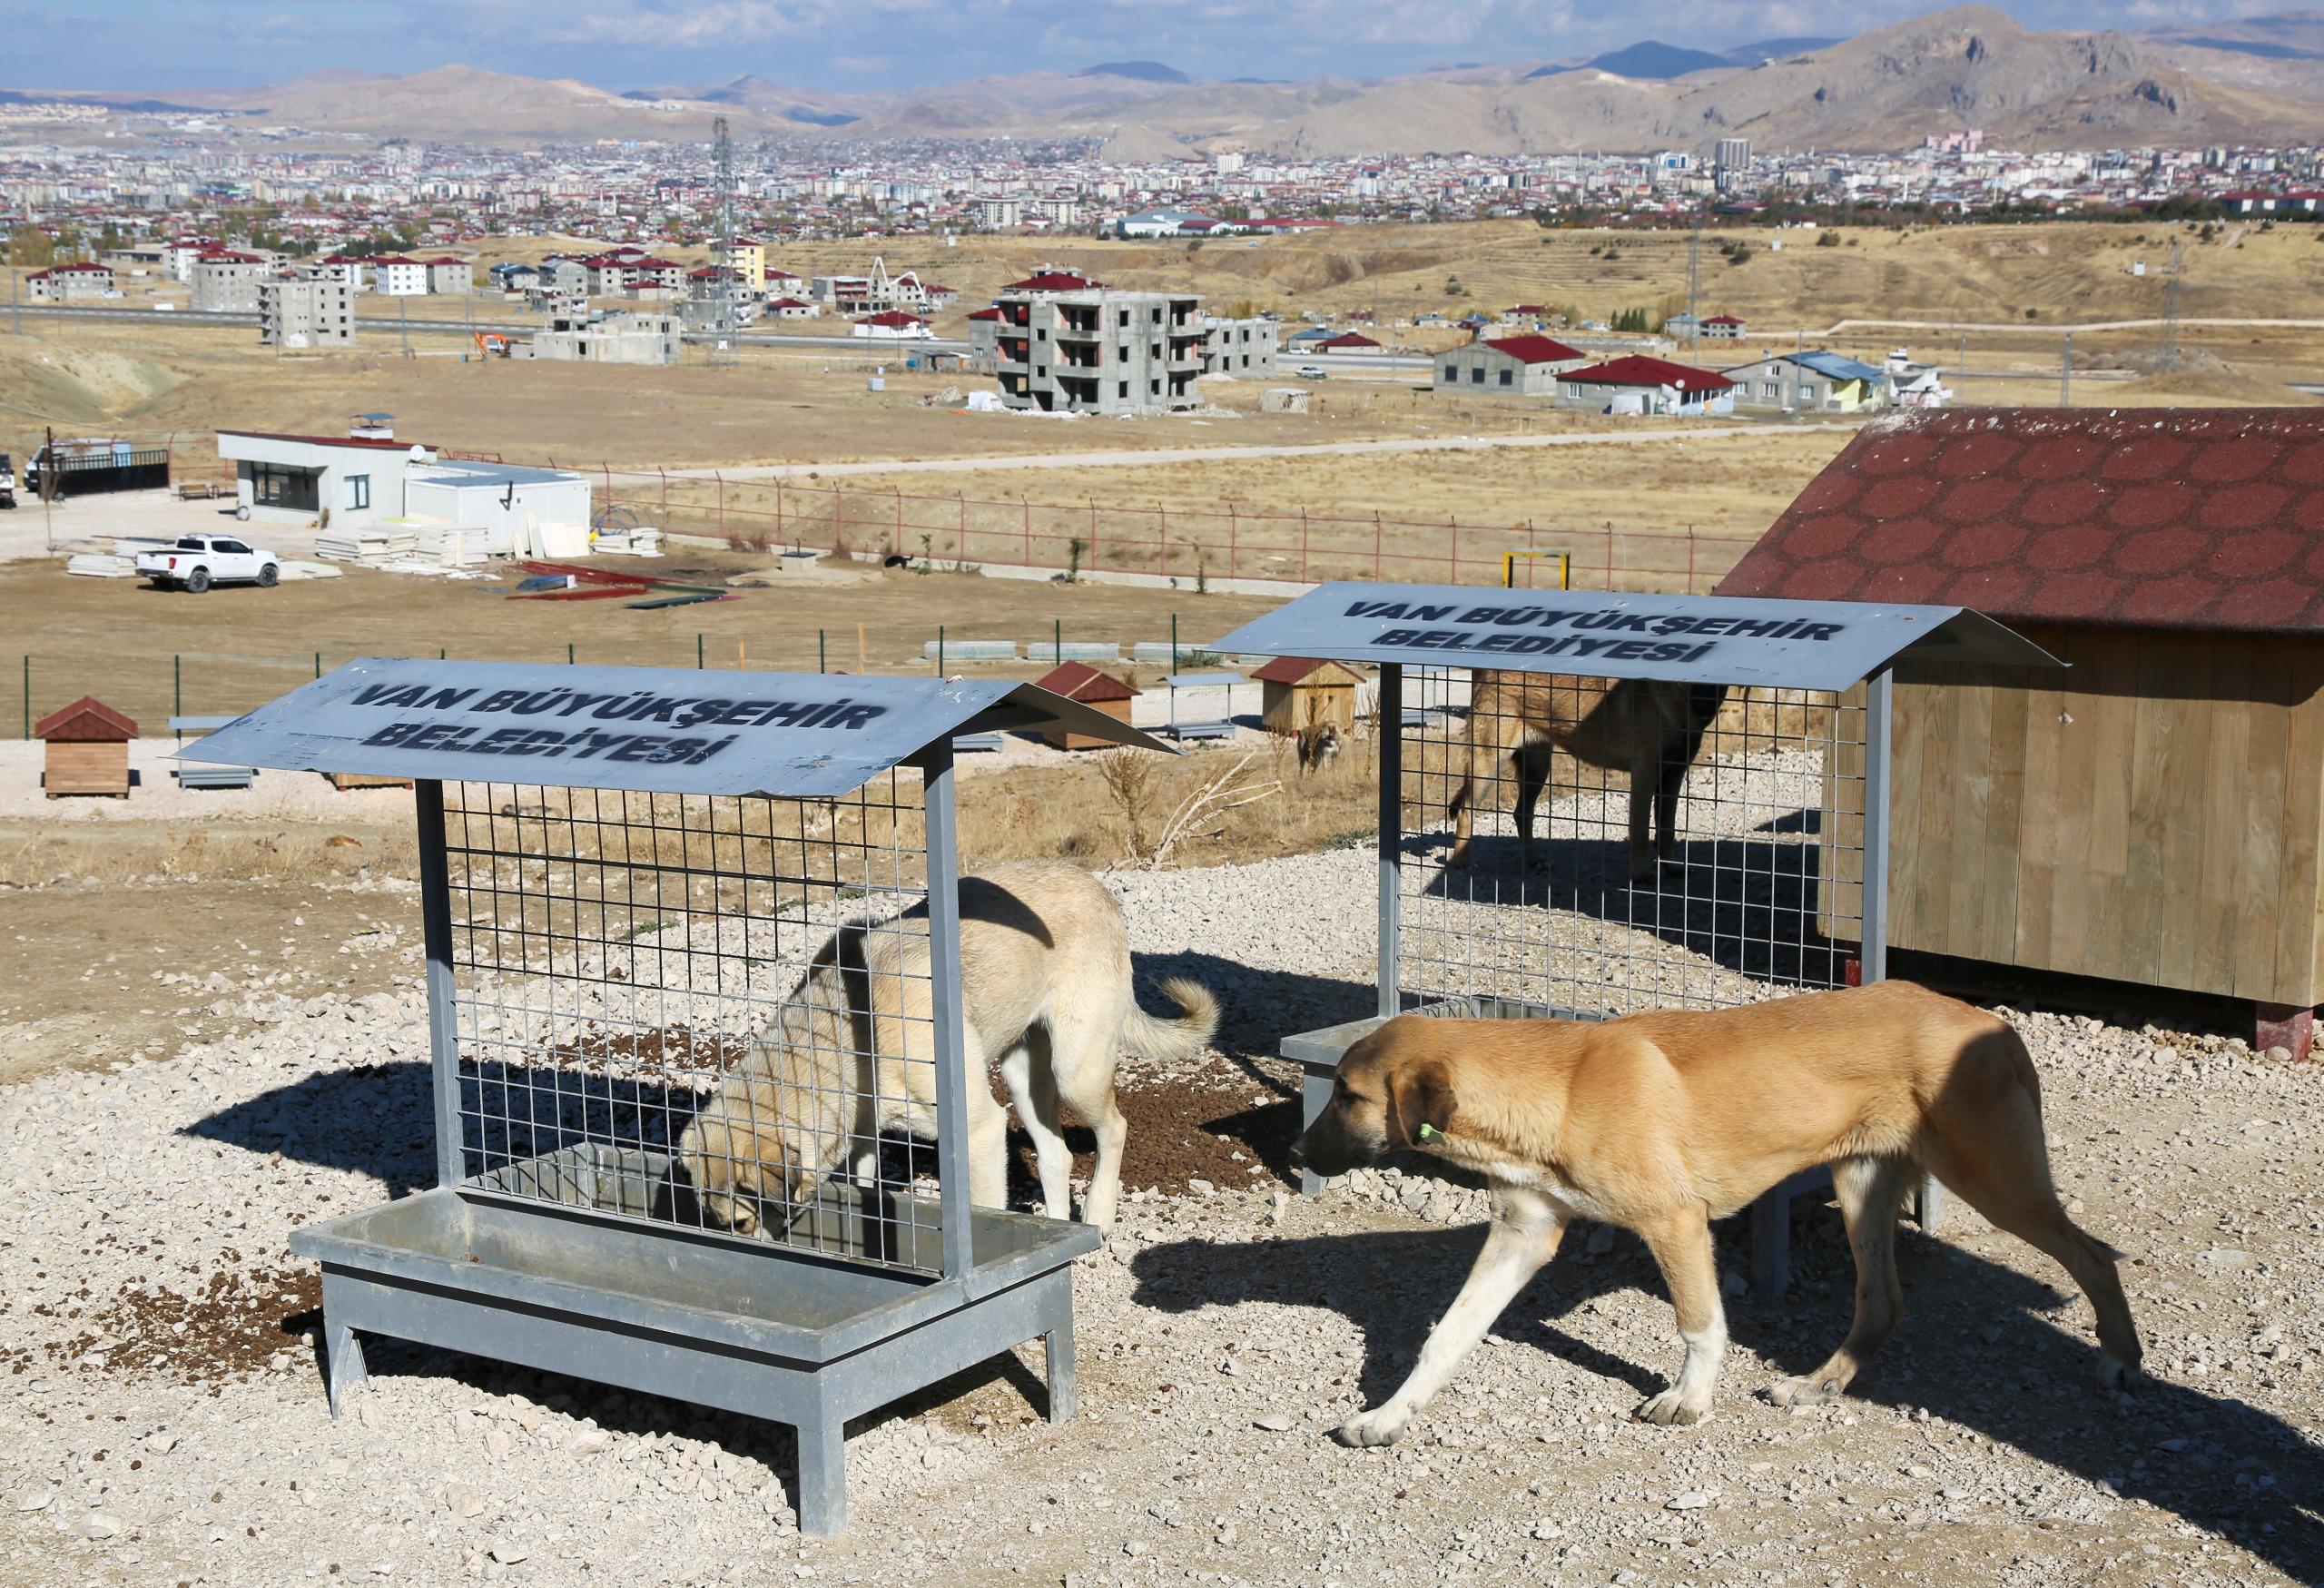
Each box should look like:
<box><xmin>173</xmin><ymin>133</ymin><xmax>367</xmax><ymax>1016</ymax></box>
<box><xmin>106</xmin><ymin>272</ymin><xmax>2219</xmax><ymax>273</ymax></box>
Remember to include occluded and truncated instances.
<box><xmin>916</xmin><ymin>745</ymin><xmax>975</xmax><ymax>1287</ymax></box>
<box><xmin>413</xmin><ymin>781</ymin><xmax>467</xmax><ymax>1187</ymax></box>
<box><xmin>1376</xmin><ymin>664</ymin><xmax>1403</xmax><ymax>1019</ymax></box>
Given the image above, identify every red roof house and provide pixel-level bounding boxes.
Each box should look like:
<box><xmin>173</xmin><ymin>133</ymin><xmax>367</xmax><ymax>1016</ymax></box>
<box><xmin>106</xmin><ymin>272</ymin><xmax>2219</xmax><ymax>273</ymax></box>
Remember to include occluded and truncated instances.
<box><xmin>1317</xmin><ymin>331</ymin><xmax>1381</xmax><ymax>352</ymax></box>
<box><xmin>1033</xmin><ymin>661</ymin><xmax>1139</xmax><ymax>748</ymax></box>
<box><xmin>35</xmin><ymin>696</ymin><xmax>138</xmax><ymax>799</ymax></box>
<box><xmin>1254</xmin><ymin>656</ymin><xmax>1364</xmax><ymax>734</ymax></box>
<box><xmin>1482</xmin><ymin>334</ymin><xmax>1585</xmax><ymax>364</ymax></box>
<box><xmin>1720</xmin><ymin>406</ymin><xmax>2324</xmax><ymax>1040</ymax></box>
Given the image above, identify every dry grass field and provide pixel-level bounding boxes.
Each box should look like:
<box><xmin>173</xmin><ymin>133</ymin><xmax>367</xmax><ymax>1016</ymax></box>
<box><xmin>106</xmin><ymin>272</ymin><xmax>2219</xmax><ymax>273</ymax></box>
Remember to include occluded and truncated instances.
<box><xmin>0</xmin><ymin>550</ymin><xmax>1281</xmax><ymax>728</ymax></box>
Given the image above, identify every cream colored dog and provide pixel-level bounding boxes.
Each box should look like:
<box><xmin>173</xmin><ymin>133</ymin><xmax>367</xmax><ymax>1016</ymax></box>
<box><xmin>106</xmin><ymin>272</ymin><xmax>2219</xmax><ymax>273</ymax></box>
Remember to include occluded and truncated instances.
<box><xmin>680</xmin><ymin>861</ymin><xmax>1216</xmax><ymax>1233</ymax></box>
<box><xmin>1291</xmin><ymin>981</ymin><xmax>2141</xmax><ymax>1444</ymax></box>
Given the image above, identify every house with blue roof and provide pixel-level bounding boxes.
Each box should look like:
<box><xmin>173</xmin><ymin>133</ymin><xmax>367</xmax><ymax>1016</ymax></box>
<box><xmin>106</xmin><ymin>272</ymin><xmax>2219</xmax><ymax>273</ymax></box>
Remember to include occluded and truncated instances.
<box><xmin>1718</xmin><ymin>350</ymin><xmax>1889</xmax><ymax>414</ymax></box>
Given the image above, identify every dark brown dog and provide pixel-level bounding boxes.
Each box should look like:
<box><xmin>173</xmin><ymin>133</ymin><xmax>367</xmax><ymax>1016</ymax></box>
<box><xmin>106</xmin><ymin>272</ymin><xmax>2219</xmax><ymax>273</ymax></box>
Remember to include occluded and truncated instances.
<box><xmin>1292</xmin><ymin>981</ymin><xmax>2141</xmax><ymax>1445</ymax></box>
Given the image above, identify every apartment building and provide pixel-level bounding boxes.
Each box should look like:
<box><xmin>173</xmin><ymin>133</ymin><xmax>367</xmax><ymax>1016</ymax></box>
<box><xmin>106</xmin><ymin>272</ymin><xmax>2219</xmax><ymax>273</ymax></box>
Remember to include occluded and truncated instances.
<box><xmin>370</xmin><ymin>256</ymin><xmax>432</xmax><ymax>296</ymax></box>
<box><xmin>991</xmin><ymin>283</ymin><xmax>1204</xmax><ymax>415</ymax></box>
<box><xmin>425</xmin><ymin>256</ymin><xmax>471</xmax><ymax>294</ymax></box>
<box><xmin>190</xmin><ymin>251</ymin><xmax>269</xmax><ymax>312</ymax></box>
<box><xmin>25</xmin><ymin>261</ymin><xmax>115</xmax><ymax>301</ymax></box>
<box><xmin>258</xmin><ymin>271</ymin><xmax>356</xmax><ymax>349</ymax></box>
<box><xmin>1200</xmin><ymin>315</ymin><xmax>1279</xmax><ymax>379</ymax></box>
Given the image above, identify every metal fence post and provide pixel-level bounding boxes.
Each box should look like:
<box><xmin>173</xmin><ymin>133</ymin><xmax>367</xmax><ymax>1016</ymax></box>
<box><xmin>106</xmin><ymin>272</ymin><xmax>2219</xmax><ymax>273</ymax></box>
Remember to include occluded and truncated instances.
<box><xmin>915</xmin><ymin>744</ymin><xmax>974</xmax><ymax>1287</ymax></box>
<box><xmin>1377</xmin><ymin>664</ymin><xmax>1403</xmax><ymax>1019</ymax></box>
<box><xmin>21</xmin><ymin>656</ymin><xmax>27</xmax><ymax>739</ymax></box>
<box><xmin>818</xmin><ymin>629</ymin><xmax>826</xmax><ymax>674</ymax></box>
<box><xmin>567</xmin><ymin>643</ymin><xmax>576</xmax><ymax>666</ymax></box>
<box><xmin>173</xmin><ymin>654</ymin><xmax>182</xmax><ymax>719</ymax></box>
<box><xmin>1862</xmin><ymin>666</ymin><xmax>1892</xmax><ymax>985</ymax></box>
<box><xmin>412</xmin><ymin>780</ymin><xmax>467</xmax><ymax>1187</ymax></box>
<box><xmin>1052</xmin><ymin>618</ymin><xmax>1061</xmax><ymax>666</ymax></box>
<box><xmin>313</xmin><ymin>651</ymin><xmax>321</xmax><ymax>680</ymax></box>
<box><xmin>938</xmin><ymin>625</ymin><xmax>945</xmax><ymax>676</ymax></box>
<box><xmin>696</xmin><ymin>633</ymin><xmax>705</xmax><ymax>669</ymax></box>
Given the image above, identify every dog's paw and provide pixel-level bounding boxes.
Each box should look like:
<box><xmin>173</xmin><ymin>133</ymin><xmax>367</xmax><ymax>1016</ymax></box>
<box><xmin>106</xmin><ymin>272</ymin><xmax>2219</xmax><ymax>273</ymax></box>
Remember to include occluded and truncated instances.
<box><xmin>1633</xmin><ymin>1388</ymin><xmax>1710</xmax><ymax>1426</ymax></box>
<box><xmin>1330</xmin><ymin>1411</ymin><xmax>1408</xmax><ymax>1448</ymax></box>
<box><xmin>1764</xmin><ymin>1374</ymin><xmax>1844</xmax><ymax>1409</ymax></box>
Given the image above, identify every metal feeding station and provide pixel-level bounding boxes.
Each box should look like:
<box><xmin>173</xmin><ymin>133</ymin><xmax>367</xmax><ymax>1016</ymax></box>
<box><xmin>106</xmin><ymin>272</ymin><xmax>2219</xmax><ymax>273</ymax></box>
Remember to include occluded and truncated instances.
<box><xmin>1211</xmin><ymin>584</ymin><xmax>2060</xmax><ymax>1295</ymax></box>
<box><xmin>182</xmin><ymin>659</ymin><xmax>1173</xmax><ymax>1536</ymax></box>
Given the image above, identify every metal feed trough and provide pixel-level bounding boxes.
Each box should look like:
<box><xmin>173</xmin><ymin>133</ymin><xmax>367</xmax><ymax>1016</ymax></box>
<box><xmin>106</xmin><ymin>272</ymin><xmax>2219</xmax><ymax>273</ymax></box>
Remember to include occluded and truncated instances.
<box><xmin>180</xmin><ymin>659</ymin><xmax>1175</xmax><ymax>1535</ymax></box>
<box><xmin>1212</xmin><ymin>584</ymin><xmax>2060</xmax><ymax>1297</ymax></box>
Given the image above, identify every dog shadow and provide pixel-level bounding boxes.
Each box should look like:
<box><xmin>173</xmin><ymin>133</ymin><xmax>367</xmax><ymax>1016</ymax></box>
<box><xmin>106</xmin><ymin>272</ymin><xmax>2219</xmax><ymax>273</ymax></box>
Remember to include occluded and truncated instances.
<box><xmin>1128</xmin><ymin>1209</ymin><xmax>2323</xmax><ymax>1579</ymax></box>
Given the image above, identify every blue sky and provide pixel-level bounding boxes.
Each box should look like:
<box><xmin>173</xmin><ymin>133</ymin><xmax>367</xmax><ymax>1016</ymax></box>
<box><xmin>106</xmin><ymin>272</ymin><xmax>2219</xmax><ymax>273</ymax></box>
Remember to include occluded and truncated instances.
<box><xmin>2</xmin><ymin>0</ymin><xmax>2279</xmax><ymax>94</ymax></box>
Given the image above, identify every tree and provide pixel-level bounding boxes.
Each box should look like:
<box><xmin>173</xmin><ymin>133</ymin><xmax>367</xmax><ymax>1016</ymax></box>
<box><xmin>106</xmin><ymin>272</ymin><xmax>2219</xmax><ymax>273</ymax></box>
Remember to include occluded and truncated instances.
<box><xmin>7</xmin><ymin>224</ymin><xmax>54</xmax><ymax>268</ymax></box>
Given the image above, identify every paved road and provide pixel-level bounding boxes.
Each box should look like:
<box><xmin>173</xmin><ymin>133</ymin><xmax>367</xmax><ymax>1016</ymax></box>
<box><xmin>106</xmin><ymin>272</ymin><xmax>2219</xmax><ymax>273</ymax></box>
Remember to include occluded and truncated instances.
<box><xmin>663</xmin><ymin>420</ymin><xmax>1840</xmax><ymax>481</ymax></box>
<box><xmin>1</xmin><ymin>302</ymin><xmax>1447</xmax><ymax>372</ymax></box>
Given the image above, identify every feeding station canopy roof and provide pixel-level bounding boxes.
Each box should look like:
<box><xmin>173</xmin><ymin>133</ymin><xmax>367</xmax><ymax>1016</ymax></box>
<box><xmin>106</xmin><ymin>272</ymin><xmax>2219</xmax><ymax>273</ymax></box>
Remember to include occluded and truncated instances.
<box><xmin>179</xmin><ymin>657</ymin><xmax>1175</xmax><ymax>792</ymax></box>
<box><xmin>1209</xmin><ymin>583</ymin><xmax>2062</xmax><ymax>690</ymax></box>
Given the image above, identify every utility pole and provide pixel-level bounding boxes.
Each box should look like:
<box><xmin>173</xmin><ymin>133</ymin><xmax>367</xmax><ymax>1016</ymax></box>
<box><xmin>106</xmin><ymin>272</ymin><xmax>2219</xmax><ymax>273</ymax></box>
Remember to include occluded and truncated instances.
<box><xmin>1684</xmin><ymin>212</ymin><xmax>1702</xmax><ymax>353</ymax></box>
<box><xmin>707</xmin><ymin>115</ymin><xmax>740</xmax><ymax>368</ymax></box>
<box><xmin>41</xmin><ymin>425</ymin><xmax>55</xmax><ymax>555</ymax></box>
<box><xmin>399</xmin><ymin>292</ymin><xmax>409</xmax><ymax>359</ymax></box>
<box><xmin>2158</xmin><ymin>241</ymin><xmax>2184</xmax><ymax>374</ymax></box>
<box><xmin>2060</xmin><ymin>329</ymin><xmax>2073</xmax><ymax>407</ymax></box>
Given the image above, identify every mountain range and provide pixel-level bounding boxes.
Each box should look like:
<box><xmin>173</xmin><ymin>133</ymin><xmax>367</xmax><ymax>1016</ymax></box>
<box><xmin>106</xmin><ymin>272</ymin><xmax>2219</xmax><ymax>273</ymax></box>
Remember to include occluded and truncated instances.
<box><xmin>12</xmin><ymin>6</ymin><xmax>2324</xmax><ymax>155</ymax></box>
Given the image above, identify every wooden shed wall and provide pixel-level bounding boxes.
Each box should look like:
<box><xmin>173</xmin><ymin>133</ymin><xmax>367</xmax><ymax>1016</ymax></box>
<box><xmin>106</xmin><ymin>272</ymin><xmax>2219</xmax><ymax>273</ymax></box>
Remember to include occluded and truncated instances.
<box><xmin>1821</xmin><ymin>626</ymin><xmax>2324</xmax><ymax>1007</ymax></box>
<box><xmin>44</xmin><ymin>741</ymin><xmax>130</xmax><ymax>796</ymax></box>
<box><xmin>1262</xmin><ymin>678</ymin><xmax>1356</xmax><ymax>735</ymax></box>
<box><xmin>1040</xmin><ymin>695</ymin><xmax>1135</xmax><ymax>750</ymax></box>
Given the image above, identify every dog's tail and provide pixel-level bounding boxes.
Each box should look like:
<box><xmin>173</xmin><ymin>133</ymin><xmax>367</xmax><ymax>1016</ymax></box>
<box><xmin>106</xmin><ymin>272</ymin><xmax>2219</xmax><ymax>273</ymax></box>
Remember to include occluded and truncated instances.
<box><xmin>1122</xmin><ymin>977</ymin><xmax>1220</xmax><ymax>1065</ymax></box>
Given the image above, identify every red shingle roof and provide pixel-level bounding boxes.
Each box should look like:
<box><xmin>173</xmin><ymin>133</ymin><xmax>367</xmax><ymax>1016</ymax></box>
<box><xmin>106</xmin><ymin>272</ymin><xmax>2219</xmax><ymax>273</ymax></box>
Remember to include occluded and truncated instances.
<box><xmin>1704</xmin><ymin>314</ymin><xmax>1745</xmax><ymax>326</ymax></box>
<box><xmin>1251</xmin><ymin>656</ymin><xmax>1363</xmax><ymax>686</ymax></box>
<box><xmin>35</xmin><ymin>696</ymin><xmax>138</xmax><ymax>742</ymax></box>
<box><xmin>1714</xmin><ymin>408</ymin><xmax>2324</xmax><ymax>633</ymax></box>
<box><xmin>1002</xmin><ymin>271</ymin><xmax>1096</xmax><ymax>292</ymax></box>
<box><xmin>857</xmin><ymin>310</ymin><xmax>927</xmax><ymax>327</ymax></box>
<box><xmin>1482</xmin><ymin>334</ymin><xmax>1584</xmax><ymax>365</ymax></box>
<box><xmin>965</xmin><ymin>307</ymin><xmax>1001</xmax><ymax>321</ymax></box>
<box><xmin>1318</xmin><ymin>331</ymin><xmax>1381</xmax><ymax>349</ymax></box>
<box><xmin>1034</xmin><ymin>660</ymin><xmax>1137</xmax><ymax>703</ymax></box>
<box><xmin>1565</xmin><ymin>355</ymin><xmax>1734</xmax><ymax>391</ymax></box>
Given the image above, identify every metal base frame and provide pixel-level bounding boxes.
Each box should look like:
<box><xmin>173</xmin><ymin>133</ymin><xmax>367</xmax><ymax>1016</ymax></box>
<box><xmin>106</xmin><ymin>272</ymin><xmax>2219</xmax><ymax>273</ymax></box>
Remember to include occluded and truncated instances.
<box><xmin>295</xmin><ymin>1185</ymin><xmax>1095</xmax><ymax>1536</ymax></box>
<box><xmin>1282</xmin><ymin>1007</ymin><xmax>1943</xmax><ymax>1298</ymax></box>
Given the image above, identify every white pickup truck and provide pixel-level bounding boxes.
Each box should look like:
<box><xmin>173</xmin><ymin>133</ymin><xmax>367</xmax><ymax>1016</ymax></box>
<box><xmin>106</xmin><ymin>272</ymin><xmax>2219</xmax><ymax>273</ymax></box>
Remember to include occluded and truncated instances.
<box><xmin>134</xmin><ymin>534</ymin><xmax>281</xmax><ymax>593</ymax></box>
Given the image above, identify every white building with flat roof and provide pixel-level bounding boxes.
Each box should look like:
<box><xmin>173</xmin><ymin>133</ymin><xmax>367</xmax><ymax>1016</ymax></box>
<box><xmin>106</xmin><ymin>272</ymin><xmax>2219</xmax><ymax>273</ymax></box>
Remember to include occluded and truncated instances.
<box><xmin>216</xmin><ymin>429</ymin><xmax>435</xmax><ymax>527</ymax></box>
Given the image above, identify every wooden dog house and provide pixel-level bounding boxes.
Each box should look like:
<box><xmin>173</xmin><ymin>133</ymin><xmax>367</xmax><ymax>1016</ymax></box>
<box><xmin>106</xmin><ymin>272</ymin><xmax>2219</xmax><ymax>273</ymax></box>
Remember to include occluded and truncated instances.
<box><xmin>1255</xmin><ymin>656</ymin><xmax>1363</xmax><ymax>736</ymax></box>
<box><xmin>36</xmin><ymin>696</ymin><xmax>138</xmax><ymax>797</ymax></box>
<box><xmin>1718</xmin><ymin>406</ymin><xmax>2324</xmax><ymax>1053</ymax></box>
<box><xmin>1031</xmin><ymin>660</ymin><xmax>1139</xmax><ymax>750</ymax></box>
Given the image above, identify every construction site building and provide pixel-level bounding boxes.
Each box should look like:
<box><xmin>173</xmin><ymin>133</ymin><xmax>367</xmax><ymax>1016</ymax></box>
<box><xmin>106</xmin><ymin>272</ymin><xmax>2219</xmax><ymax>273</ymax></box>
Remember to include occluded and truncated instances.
<box><xmin>190</xmin><ymin>252</ymin><xmax>270</xmax><ymax>312</ymax></box>
<box><xmin>993</xmin><ymin>284</ymin><xmax>1205</xmax><ymax>415</ymax></box>
<box><xmin>515</xmin><ymin>310</ymin><xmax>682</xmax><ymax>366</ymax></box>
<box><xmin>1200</xmin><ymin>315</ymin><xmax>1279</xmax><ymax>379</ymax></box>
<box><xmin>258</xmin><ymin>271</ymin><xmax>356</xmax><ymax>348</ymax></box>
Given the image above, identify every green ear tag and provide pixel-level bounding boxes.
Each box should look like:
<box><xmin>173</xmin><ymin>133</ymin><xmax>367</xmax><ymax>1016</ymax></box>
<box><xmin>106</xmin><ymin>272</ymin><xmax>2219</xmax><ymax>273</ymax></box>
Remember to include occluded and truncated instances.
<box><xmin>1415</xmin><ymin>1122</ymin><xmax>1441</xmax><ymax>1142</ymax></box>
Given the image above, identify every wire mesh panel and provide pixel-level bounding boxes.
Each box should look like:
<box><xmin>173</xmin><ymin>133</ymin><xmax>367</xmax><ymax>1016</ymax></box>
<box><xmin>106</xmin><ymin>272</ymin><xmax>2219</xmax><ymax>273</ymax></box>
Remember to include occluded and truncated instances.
<box><xmin>1393</xmin><ymin>667</ymin><xmax>1867</xmax><ymax>1019</ymax></box>
<box><xmin>436</xmin><ymin>774</ymin><xmax>952</xmax><ymax>1274</ymax></box>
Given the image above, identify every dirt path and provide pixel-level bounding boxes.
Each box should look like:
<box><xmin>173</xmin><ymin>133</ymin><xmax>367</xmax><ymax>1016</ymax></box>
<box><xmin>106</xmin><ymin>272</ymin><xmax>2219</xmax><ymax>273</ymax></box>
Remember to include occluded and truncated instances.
<box><xmin>670</xmin><ymin>420</ymin><xmax>1846</xmax><ymax>481</ymax></box>
<box><xmin>1</xmin><ymin>843</ymin><xmax>2319</xmax><ymax>1587</ymax></box>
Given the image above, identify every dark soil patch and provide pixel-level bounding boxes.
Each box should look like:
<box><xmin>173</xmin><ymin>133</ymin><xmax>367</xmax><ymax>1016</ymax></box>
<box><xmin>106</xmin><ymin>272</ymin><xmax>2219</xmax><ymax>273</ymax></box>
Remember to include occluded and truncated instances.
<box><xmin>1005</xmin><ymin>1060</ymin><xmax>1302</xmax><ymax>1201</ymax></box>
<box><xmin>6</xmin><ymin>1266</ymin><xmax>322</xmax><ymax>1386</ymax></box>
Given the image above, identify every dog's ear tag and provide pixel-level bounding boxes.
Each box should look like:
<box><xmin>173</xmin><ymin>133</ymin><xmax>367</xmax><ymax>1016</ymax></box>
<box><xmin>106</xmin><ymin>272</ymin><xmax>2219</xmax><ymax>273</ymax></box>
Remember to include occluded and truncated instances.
<box><xmin>1415</xmin><ymin>1122</ymin><xmax>1441</xmax><ymax>1142</ymax></box>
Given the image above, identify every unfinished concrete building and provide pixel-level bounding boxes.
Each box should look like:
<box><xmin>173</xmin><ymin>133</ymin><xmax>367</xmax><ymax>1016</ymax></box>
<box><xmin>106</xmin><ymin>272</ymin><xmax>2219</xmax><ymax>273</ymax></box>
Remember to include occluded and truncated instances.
<box><xmin>1200</xmin><ymin>315</ymin><xmax>1278</xmax><ymax>379</ymax></box>
<box><xmin>190</xmin><ymin>252</ymin><xmax>270</xmax><ymax>313</ymax></box>
<box><xmin>993</xmin><ymin>284</ymin><xmax>1204</xmax><ymax>415</ymax></box>
<box><xmin>258</xmin><ymin>271</ymin><xmax>356</xmax><ymax>349</ymax></box>
<box><xmin>515</xmin><ymin>310</ymin><xmax>682</xmax><ymax>365</ymax></box>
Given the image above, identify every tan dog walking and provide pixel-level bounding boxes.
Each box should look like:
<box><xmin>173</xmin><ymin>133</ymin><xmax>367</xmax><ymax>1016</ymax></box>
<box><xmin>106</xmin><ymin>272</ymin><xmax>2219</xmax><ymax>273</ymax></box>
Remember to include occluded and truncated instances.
<box><xmin>1290</xmin><ymin>981</ymin><xmax>2141</xmax><ymax>1445</ymax></box>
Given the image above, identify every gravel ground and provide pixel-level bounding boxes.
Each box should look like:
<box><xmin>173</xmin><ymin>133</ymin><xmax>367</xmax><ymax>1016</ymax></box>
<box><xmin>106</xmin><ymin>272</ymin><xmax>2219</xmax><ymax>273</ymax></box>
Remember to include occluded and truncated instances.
<box><xmin>4</xmin><ymin>844</ymin><xmax>2321</xmax><ymax>1587</ymax></box>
